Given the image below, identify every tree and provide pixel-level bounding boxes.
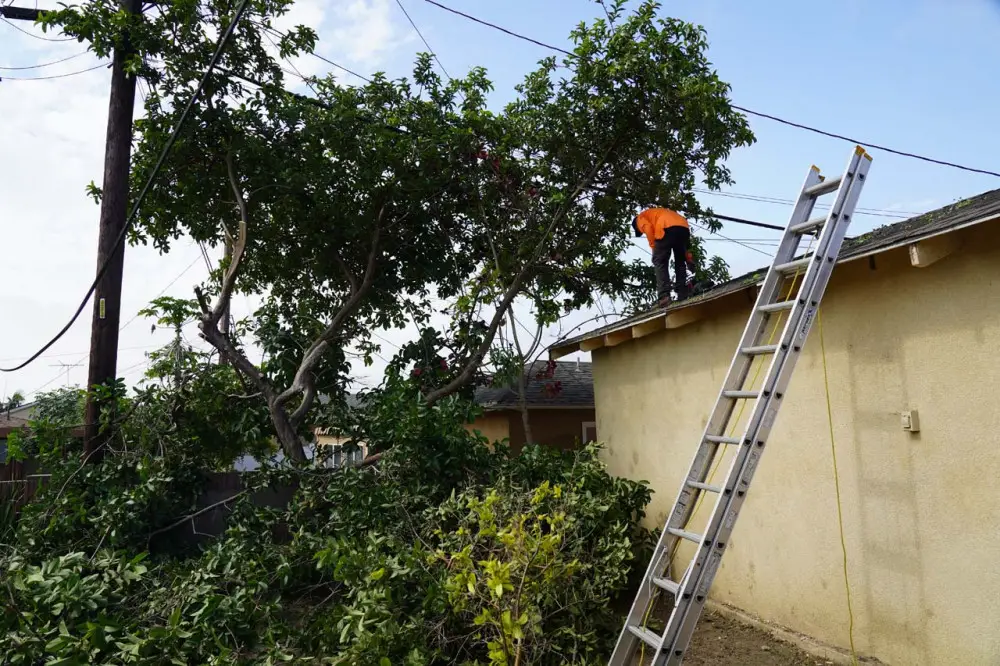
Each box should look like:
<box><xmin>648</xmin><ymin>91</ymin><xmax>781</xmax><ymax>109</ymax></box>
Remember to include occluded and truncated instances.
<box><xmin>47</xmin><ymin>0</ymin><xmax>753</xmax><ymax>462</ymax></box>
<box><xmin>2</xmin><ymin>391</ymin><xmax>24</xmax><ymax>418</ymax></box>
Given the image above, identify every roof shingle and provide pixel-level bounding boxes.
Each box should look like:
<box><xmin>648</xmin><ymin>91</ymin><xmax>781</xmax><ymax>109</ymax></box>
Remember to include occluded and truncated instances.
<box><xmin>475</xmin><ymin>361</ymin><xmax>594</xmax><ymax>409</ymax></box>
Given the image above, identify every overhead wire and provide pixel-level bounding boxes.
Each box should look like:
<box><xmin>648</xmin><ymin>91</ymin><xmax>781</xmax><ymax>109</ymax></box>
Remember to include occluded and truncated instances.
<box><xmin>394</xmin><ymin>0</ymin><xmax>453</xmax><ymax>81</ymax></box>
<box><xmin>1</xmin><ymin>16</ymin><xmax>76</xmax><ymax>41</ymax></box>
<box><xmin>0</xmin><ymin>0</ymin><xmax>253</xmax><ymax>374</ymax></box>
<box><xmin>732</xmin><ymin>106</ymin><xmax>1000</xmax><ymax>179</ymax></box>
<box><xmin>0</xmin><ymin>49</ymin><xmax>87</xmax><ymax>70</ymax></box>
<box><xmin>421</xmin><ymin>0</ymin><xmax>572</xmax><ymax>56</ymax></box>
<box><xmin>1</xmin><ymin>61</ymin><xmax>108</xmax><ymax>80</ymax></box>
<box><xmin>689</xmin><ymin>220</ymin><xmax>772</xmax><ymax>257</ymax></box>
<box><xmin>696</xmin><ymin>188</ymin><xmax>916</xmax><ymax>218</ymax></box>
<box><xmin>420</xmin><ymin>0</ymin><xmax>1000</xmax><ymax>179</ymax></box>
<box><xmin>22</xmin><ymin>252</ymin><xmax>205</xmax><ymax>397</ymax></box>
<box><xmin>259</xmin><ymin>24</ymin><xmax>373</xmax><ymax>84</ymax></box>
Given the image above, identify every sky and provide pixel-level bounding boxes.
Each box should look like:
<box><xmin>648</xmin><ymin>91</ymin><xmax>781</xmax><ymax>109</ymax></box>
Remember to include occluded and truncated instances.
<box><xmin>2</xmin><ymin>0</ymin><xmax>1000</xmax><ymax>400</ymax></box>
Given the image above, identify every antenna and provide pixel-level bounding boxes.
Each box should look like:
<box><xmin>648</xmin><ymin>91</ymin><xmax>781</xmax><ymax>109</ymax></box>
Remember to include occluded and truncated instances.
<box><xmin>50</xmin><ymin>361</ymin><xmax>83</xmax><ymax>387</ymax></box>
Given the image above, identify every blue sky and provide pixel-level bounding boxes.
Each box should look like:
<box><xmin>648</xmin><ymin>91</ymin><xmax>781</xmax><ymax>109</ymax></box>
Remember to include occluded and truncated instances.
<box><xmin>2</xmin><ymin>0</ymin><xmax>999</xmax><ymax>394</ymax></box>
<box><xmin>372</xmin><ymin>0</ymin><xmax>1000</xmax><ymax>277</ymax></box>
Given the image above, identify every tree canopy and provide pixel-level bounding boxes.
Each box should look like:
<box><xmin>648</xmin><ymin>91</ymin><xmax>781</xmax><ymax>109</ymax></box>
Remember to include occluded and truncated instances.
<box><xmin>46</xmin><ymin>0</ymin><xmax>753</xmax><ymax>461</ymax></box>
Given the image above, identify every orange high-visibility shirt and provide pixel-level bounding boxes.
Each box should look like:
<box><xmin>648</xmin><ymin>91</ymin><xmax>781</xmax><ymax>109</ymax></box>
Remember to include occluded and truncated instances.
<box><xmin>635</xmin><ymin>208</ymin><xmax>689</xmax><ymax>249</ymax></box>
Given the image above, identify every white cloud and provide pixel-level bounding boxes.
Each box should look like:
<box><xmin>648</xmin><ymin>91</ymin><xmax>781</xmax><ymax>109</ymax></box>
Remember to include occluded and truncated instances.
<box><xmin>327</xmin><ymin>0</ymin><xmax>412</xmax><ymax>69</ymax></box>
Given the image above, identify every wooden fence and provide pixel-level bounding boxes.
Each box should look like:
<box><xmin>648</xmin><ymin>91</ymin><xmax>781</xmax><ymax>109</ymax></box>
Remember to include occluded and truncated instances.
<box><xmin>0</xmin><ymin>463</ymin><xmax>299</xmax><ymax>546</ymax></box>
<box><xmin>0</xmin><ymin>460</ymin><xmax>49</xmax><ymax>511</ymax></box>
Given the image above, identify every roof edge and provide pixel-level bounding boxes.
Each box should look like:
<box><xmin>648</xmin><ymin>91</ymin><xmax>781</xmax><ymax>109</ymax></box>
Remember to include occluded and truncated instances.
<box><xmin>551</xmin><ymin>208</ymin><xmax>1000</xmax><ymax>359</ymax></box>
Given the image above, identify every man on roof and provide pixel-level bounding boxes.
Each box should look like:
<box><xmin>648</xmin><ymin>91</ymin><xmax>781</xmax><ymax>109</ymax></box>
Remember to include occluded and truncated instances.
<box><xmin>633</xmin><ymin>207</ymin><xmax>696</xmax><ymax>307</ymax></box>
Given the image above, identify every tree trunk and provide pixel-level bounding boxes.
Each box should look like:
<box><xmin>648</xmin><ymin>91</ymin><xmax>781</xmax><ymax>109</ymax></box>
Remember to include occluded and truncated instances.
<box><xmin>517</xmin><ymin>366</ymin><xmax>533</xmax><ymax>447</ymax></box>
<box><xmin>268</xmin><ymin>400</ymin><xmax>307</xmax><ymax>463</ymax></box>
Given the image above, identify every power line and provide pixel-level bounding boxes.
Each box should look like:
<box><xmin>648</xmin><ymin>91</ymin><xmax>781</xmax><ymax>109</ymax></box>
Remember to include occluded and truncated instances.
<box><xmin>23</xmin><ymin>253</ymin><xmax>206</xmax><ymax>397</ymax></box>
<box><xmin>0</xmin><ymin>0</ymin><xmax>252</xmax><ymax>374</ymax></box>
<box><xmin>695</xmin><ymin>188</ymin><xmax>917</xmax><ymax>218</ymax></box>
<box><xmin>420</xmin><ymin>0</ymin><xmax>1000</xmax><ymax>180</ymax></box>
<box><xmin>259</xmin><ymin>25</ymin><xmax>372</xmax><ymax>84</ymax></box>
<box><xmin>709</xmin><ymin>213</ymin><xmax>784</xmax><ymax>232</ymax></box>
<box><xmin>0</xmin><ymin>49</ymin><xmax>87</xmax><ymax>70</ymax></box>
<box><xmin>261</xmin><ymin>27</ymin><xmax>319</xmax><ymax>96</ymax></box>
<box><xmin>702</xmin><ymin>237</ymin><xmax>779</xmax><ymax>245</ymax></box>
<box><xmin>690</xmin><ymin>220</ymin><xmax>772</xmax><ymax>257</ymax></box>
<box><xmin>0</xmin><ymin>344</ymin><xmax>160</xmax><ymax>365</ymax></box>
<box><xmin>731</xmin><ymin>106</ymin><xmax>1000</xmax><ymax>179</ymax></box>
<box><xmin>394</xmin><ymin>0</ymin><xmax>452</xmax><ymax>81</ymax></box>
<box><xmin>118</xmin><ymin>253</ymin><xmax>204</xmax><ymax>332</ymax></box>
<box><xmin>1</xmin><ymin>61</ymin><xmax>108</xmax><ymax>80</ymax></box>
<box><xmin>0</xmin><ymin>16</ymin><xmax>75</xmax><ymax>41</ymax></box>
<box><xmin>421</xmin><ymin>0</ymin><xmax>573</xmax><ymax>56</ymax></box>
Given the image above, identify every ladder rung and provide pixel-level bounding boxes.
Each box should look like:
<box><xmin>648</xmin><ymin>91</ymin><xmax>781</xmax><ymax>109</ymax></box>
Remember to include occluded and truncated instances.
<box><xmin>804</xmin><ymin>176</ymin><xmax>841</xmax><ymax>196</ymax></box>
<box><xmin>627</xmin><ymin>624</ymin><xmax>663</xmax><ymax>649</ymax></box>
<box><xmin>723</xmin><ymin>390</ymin><xmax>759</xmax><ymax>400</ymax></box>
<box><xmin>790</xmin><ymin>216</ymin><xmax>826</xmax><ymax>235</ymax></box>
<box><xmin>758</xmin><ymin>300</ymin><xmax>795</xmax><ymax>313</ymax></box>
<box><xmin>652</xmin><ymin>576</ymin><xmax>680</xmax><ymax>594</ymax></box>
<box><xmin>668</xmin><ymin>527</ymin><xmax>704</xmax><ymax>543</ymax></box>
<box><xmin>705</xmin><ymin>435</ymin><xmax>741</xmax><ymax>445</ymax></box>
<box><xmin>741</xmin><ymin>344</ymin><xmax>778</xmax><ymax>355</ymax></box>
<box><xmin>775</xmin><ymin>255</ymin><xmax>814</xmax><ymax>274</ymax></box>
<box><xmin>686</xmin><ymin>479</ymin><xmax>722</xmax><ymax>493</ymax></box>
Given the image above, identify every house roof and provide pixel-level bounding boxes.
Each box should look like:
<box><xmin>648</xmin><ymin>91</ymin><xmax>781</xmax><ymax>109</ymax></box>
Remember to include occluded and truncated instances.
<box><xmin>551</xmin><ymin>187</ymin><xmax>1000</xmax><ymax>357</ymax></box>
<box><xmin>0</xmin><ymin>413</ymin><xmax>30</xmax><ymax>438</ymax></box>
<box><xmin>474</xmin><ymin>360</ymin><xmax>594</xmax><ymax>410</ymax></box>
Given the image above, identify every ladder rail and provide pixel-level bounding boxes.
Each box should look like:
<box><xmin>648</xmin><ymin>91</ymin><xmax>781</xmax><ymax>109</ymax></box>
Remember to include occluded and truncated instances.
<box><xmin>608</xmin><ymin>147</ymin><xmax>873</xmax><ymax>666</ymax></box>
<box><xmin>661</xmin><ymin>148</ymin><xmax>872</xmax><ymax>663</ymax></box>
<box><xmin>608</xmin><ymin>165</ymin><xmax>826</xmax><ymax>665</ymax></box>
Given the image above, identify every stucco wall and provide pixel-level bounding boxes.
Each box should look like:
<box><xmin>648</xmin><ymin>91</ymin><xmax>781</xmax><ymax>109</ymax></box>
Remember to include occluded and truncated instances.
<box><xmin>466</xmin><ymin>412</ymin><xmax>511</xmax><ymax>446</ymax></box>
<box><xmin>592</xmin><ymin>222</ymin><xmax>1000</xmax><ymax>665</ymax></box>
<box><xmin>507</xmin><ymin>408</ymin><xmax>596</xmax><ymax>453</ymax></box>
<box><xmin>466</xmin><ymin>409</ymin><xmax>595</xmax><ymax>453</ymax></box>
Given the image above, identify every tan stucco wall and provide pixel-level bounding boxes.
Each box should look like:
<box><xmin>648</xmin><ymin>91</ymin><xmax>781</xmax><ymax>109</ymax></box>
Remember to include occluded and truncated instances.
<box><xmin>593</xmin><ymin>222</ymin><xmax>1000</xmax><ymax>665</ymax></box>
<box><xmin>466</xmin><ymin>409</ymin><xmax>595</xmax><ymax>453</ymax></box>
<box><xmin>507</xmin><ymin>408</ymin><xmax>596</xmax><ymax>453</ymax></box>
<box><xmin>466</xmin><ymin>412</ymin><xmax>511</xmax><ymax>446</ymax></box>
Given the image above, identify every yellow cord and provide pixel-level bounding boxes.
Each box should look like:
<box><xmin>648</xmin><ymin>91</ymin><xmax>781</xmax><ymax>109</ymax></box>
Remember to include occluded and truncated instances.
<box><xmin>818</xmin><ymin>310</ymin><xmax>858</xmax><ymax>666</ymax></box>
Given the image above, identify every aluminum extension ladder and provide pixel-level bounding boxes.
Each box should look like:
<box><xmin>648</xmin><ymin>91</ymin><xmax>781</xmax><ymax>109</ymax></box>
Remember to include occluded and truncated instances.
<box><xmin>609</xmin><ymin>146</ymin><xmax>872</xmax><ymax>666</ymax></box>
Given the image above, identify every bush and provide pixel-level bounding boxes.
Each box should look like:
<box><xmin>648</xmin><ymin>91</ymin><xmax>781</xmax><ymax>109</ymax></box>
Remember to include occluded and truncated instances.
<box><xmin>0</xmin><ymin>385</ymin><xmax>652</xmax><ymax>665</ymax></box>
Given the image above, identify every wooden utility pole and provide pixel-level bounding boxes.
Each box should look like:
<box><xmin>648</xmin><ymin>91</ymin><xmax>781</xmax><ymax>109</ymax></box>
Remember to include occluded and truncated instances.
<box><xmin>3</xmin><ymin>2</ymin><xmax>143</xmax><ymax>459</ymax></box>
<box><xmin>81</xmin><ymin>0</ymin><xmax>143</xmax><ymax>460</ymax></box>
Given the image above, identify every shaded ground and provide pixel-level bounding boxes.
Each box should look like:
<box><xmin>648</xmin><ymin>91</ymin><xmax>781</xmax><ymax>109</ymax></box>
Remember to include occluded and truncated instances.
<box><xmin>683</xmin><ymin>611</ymin><xmax>835</xmax><ymax>666</ymax></box>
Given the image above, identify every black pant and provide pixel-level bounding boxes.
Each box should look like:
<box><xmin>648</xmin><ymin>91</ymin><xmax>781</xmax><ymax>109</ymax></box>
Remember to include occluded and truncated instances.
<box><xmin>653</xmin><ymin>226</ymin><xmax>690</xmax><ymax>300</ymax></box>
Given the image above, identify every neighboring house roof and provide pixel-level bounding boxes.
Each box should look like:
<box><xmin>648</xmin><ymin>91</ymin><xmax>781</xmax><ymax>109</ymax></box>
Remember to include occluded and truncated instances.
<box><xmin>6</xmin><ymin>402</ymin><xmax>36</xmax><ymax>420</ymax></box>
<box><xmin>551</xmin><ymin>187</ymin><xmax>1000</xmax><ymax>358</ymax></box>
<box><xmin>0</xmin><ymin>413</ymin><xmax>30</xmax><ymax>438</ymax></box>
<box><xmin>475</xmin><ymin>361</ymin><xmax>594</xmax><ymax>410</ymax></box>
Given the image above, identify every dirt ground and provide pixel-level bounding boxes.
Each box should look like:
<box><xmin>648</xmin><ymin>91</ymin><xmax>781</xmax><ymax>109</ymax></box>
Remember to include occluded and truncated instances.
<box><xmin>681</xmin><ymin>611</ymin><xmax>835</xmax><ymax>666</ymax></box>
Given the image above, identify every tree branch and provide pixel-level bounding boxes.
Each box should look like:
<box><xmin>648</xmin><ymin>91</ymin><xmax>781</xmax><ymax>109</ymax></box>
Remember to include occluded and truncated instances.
<box><xmin>425</xmin><ymin>142</ymin><xmax>618</xmax><ymax>404</ymax></box>
<box><xmin>196</xmin><ymin>286</ymin><xmax>276</xmax><ymax>403</ymax></box>
<box><xmin>205</xmin><ymin>150</ymin><xmax>250</xmax><ymax>331</ymax></box>
<box><xmin>275</xmin><ymin>216</ymin><xmax>383</xmax><ymax>427</ymax></box>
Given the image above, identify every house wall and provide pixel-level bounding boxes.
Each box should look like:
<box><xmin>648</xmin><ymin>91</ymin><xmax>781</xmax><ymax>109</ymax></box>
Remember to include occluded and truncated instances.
<box><xmin>465</xmin><ymin>409</ymin><xmax>596</xmax><ymax>453</ymax></box>
<box><xmin>592</xmin><ymin>222</ymin><xmax>1000</xmax><ymax>666</ymax></box>
<box><xmin>506</xmin><ymin>408</ymin><xmax>596</xmax><ymax>454</ymax></box>
<box><xmin>466</xmin><ymin>412</ymin><xmax>511</xmax><ymax>446</ymax></box>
